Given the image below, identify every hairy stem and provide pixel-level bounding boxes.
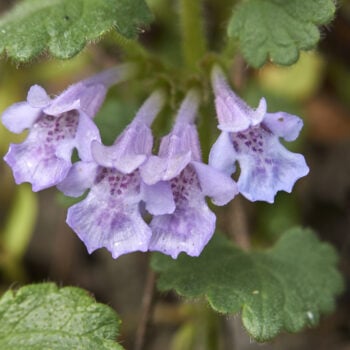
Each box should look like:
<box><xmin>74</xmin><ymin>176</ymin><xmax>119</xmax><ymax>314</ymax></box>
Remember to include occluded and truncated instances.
<box><xmin>227</xmin><ymin>197</ymin><xmax>250</xmax><ymax>250</ymax></box>
<box><xmin>134</xmin><ymin>268</ymin><xmax>157</xmax><ymax>350</ymax></box>
<box><xmin>179</xmin><ymin>0</ymin><xmax>207</xmax><ymax>69</ymax></box>
<box><xmin>111</xmin><ymin>31</ymin><xmax>149</xmax><ymax>59</ymax></box>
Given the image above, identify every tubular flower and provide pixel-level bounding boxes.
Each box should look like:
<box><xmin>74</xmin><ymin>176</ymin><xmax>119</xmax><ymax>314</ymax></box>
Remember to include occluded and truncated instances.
<box><xmin>2</xmin><ymin>64</ymin><xmax>135</xmax><ymax>191</ymax></box>
<box><xmin>59</xmin><ymin>91</ymin><xmax>175</xmax><ymax>259</ymax></box>
<box><xmin>209</xmin><ymin>66</ymin><xmax>309</xmax><ymax>203</ymax></box>
<box><xmin>141</xmin><ymin>90</ymin><xmax>238</xmax><ymax>259</ymax></box>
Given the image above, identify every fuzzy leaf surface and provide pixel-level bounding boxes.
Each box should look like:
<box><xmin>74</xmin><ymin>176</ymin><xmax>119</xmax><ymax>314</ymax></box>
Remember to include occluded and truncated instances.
<box><xmin>228</xmin><ymin>0</ymin><xmax>336</xmax><ymax>68</ymax></box>
<box><xmin>0</xmin><ymin>283</ymin><xmax>123</xmax><ymax>349</ymax></box>
<box><xmin>0</xmin><ymin>0</ymin><xmax>153</xmax><ymax>62</ymax></box>
<box><xmin>151</xmin><ymin>228</ymin><xmax>344</xmax><ymax>341</ymax></box>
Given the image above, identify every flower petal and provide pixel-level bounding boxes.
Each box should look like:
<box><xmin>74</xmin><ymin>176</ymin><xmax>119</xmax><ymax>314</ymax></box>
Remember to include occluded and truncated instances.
<box><xmin>211</xmin><ymin>66</ymin><xmax>266</xmax><ymax>132</ymax></box>
<box><xmin>141</xmin><ymin>123</ymin><xmax>201</xmax><ymax>185</ymax></box>
<box><xmin>215</xmin><ymin>92</ymin><xmax>251</xmax><ymax>132</ymax></box>
<box><xmin>45</xmin><ymin>65</ymin><xmax>137</xmax><ymax>117</ymax></box>
<box><xmin>4</xmin><ymin>141</ymin><xmax>71</xmax><ymax>191</ymax></box>
<box><xmin>27</xmin><ymin>85</ymin><xmax>51</xmax><ymax>108</ymax></box>
<box><xmin>208</xmin><ymin>131</ymin><xmax>237</xmax><ymax>175</ymax></box>
<box><xmin>67</xmin><ymin>196</ymin><xmax>151</xmax><ymax>258</ymax></box>
<box><xmin>191</xmin><ymin>161</ymin><xmax>238</xmax><ymax>205</ymax></box>
<box><xmin>2</xmin><ymin>102</ymin><xmax>42</xmax><ymax>133</ymax></box>
<box><xmin>159</xmin><ymin>124</ymin><xmax>202</xmax><ymax>161</ymax></box>
<box><xmin>4</xmin><ymin>111</ymin><xmax>80</xmax><ymax>191</ymax></box>
<box><xmin>57</xmin><ymin>161</ymin><xmax>98</xmax><ymax>197</ymax></box>
<box><xmin>66</xmin><ymin>169</ymin><xmax>151</xmax><ymax>258</ymax></box>
<box><xmin>43</xmin><ymin>84</ymin><xmax>81</xmax><ymax>116</ymax></box>
<box><xmin>236</xmin><ymin>136</ymin><xmax>309</xmax><ymax>203</ymax></box>
<box><xmin>140</xmin><ymin>152</ymin><xmax>191</xmax><ymax>185</ymax></box>
<box><xmin>133</xmin><ymin>90</ymin><xmax>166</xmax><ymax>126</ymax></box>
<box><xmin>263</xmin><ymin>112</ymin><xmax>303</xmax><ymax>142</ymax></box>
<box><xmin>141</xmin><ymin>181</ymin><xmax>176</xmax><ymax>215</ymax></box>
<box><xmin>91</xmin><ymin>121</ymin><xmax>152</xmax><ymax>173</ymax></box>
<box><xmin>82</xmin><ymin>63</ymin><xmax>137</xmax><ymax>88</ymax></box>
<box><xmin>75</xmin><ymin>112</ymin><xmax>101</xmax><ymax>162</ymax></box>
<box><xmin>149</xmin><ymin>165</ymin><xmax>216</xmax><ymax>258</ymax></box>
<box><xmin>150</xmin><ymin>204</ymin><xmax>216</xmax><ymax>259</ymax></box>
<box><xmin>44</xmin><ymin>83</ymin><xmax>106</xmax><ymax>117</ymax></box>
<box><xmin>75</xmin><ymin>84</ymin><xmax>107</xmax><ymax>117</ymax></box>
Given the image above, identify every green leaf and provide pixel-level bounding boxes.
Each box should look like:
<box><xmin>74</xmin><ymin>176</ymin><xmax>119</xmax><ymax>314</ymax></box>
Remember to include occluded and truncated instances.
<box><xmin>0</xmin><ymin>0</ymin><xmax>153</xmax><ymax>62</ymax></box>
<box><xmin>228</xmin><ymin>0</ymin><xmax>336</xmax><ymax>68</ymax></box>
<box><xmin>151</xmin><ymin>228</ymin><xmax>344</xmax><ymax>341</ymax></box>
<box><xmin>0</xmin><ymin>283</ymin><xmax>124</xmax><ymax>350</ymax></box>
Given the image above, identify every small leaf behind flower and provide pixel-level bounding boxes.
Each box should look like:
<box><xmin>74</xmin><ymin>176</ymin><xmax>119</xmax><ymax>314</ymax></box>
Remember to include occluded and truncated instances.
<box><xmin>151</xmin><ymin>227</ymin><xmax>344</xmax><ymax>341</ymax></box>
<box><xmin>228</xmin><ymin>0</ymin><xmax>336</xmax><ymax>68</ymax></box>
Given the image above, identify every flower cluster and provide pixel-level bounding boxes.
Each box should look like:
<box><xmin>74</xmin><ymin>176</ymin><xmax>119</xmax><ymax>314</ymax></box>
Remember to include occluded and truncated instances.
<box><xmin>2</xmin><ymin>64</ymin><xmax>309</xmax><ymax>259</ymax></box>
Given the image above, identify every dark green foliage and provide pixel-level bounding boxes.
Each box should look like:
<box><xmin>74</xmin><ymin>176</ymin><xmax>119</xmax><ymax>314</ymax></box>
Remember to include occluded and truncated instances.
<box><xmin>0</xmin><ymin>0</ymin><xmax>153</xmax><ymax>62</ymax></box>
<box><xmin>228</xmin><ymin>0</ymin><xmax>335</xmax><ymax>67</ymax></box>
<box><xmin>152</xmin><ymin>228</ymin><xmax>344</xmax><ymax>341</ymax></box>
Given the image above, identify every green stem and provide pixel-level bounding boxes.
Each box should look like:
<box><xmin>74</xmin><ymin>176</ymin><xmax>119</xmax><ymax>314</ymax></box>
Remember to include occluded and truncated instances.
<box><xmin>179</xmin><ymin>0</ymin><xmax>207</xmax><ymax>69</ymax></box>
<box><xmin>111</xmin><ymin>31</ymin><xmax>149</xmax><ymax>59</ymax></box>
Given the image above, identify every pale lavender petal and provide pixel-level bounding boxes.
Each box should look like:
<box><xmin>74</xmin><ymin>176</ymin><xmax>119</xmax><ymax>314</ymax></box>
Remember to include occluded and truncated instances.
<box><xmin>133</xmin><ymin>90</ymin><xmax>166</xmax><ymax>126</ymax></box>
<box><xmin>150</xmin><ymin>204</ymin><xmax>216</xmax><ymax>259</ymax></box>
<box><xmin>263</xmin><ymin>112</ymin><xmax>303</xmax><ymax>141</ymax></box>
<box><xmin>75</xmin><ymin>112</ymin><xmax>101</xmax><ymax>162</ymax></box>
<box><xmin>67</xmin><ymin>196</ymin><xmax>151</xmax><ymax>258</ymax></box>
<box><xmin>57</xmin><ymin>161</ymin><xmax>98</xmax><ymax>197</ymax></box>
<box><xmin>76</xmin><ymin>84</ymin><xmax>107</xmax><ymax>117</ymax></box>
<box><xmin>250</xmin><ymin>98</ymin><xmax>267</xmax><ymax>126</ymax></box>
<box><xmin>141</xmin><ymin>181</ymin><xmax>175</xmax><ymax>215</ymax></box>
<box><xmin>2</xmin><ymin>102</ymin><xmax>42</xmax><ymax>133</ymax></box>
<box><xmin>91</xmin><ymin>140</ymin><xmax>146</xmax><ymax>171</ymax></box>
<box><xmin>191</xmin><ymin>161</ymin><xmax>238</xmax><ymax>205</ymax></box>
<box><xmin>140</xmin><ymin>153</ymin><xmax>192</xmax><ymax>185</ymax></box>
<box><xmin>159</xmin><ymin>124</ymin><xmax>202</xmax><ymax>161</ymax></box>
<box><xmin>46</xmin><ymin>64</ymin><xmax>137</xmax><ymax>117</ymax></box>
<box><xmin>4</xmin><ymin>142</ymin><xmax>71</xmax><ymax>191</ymax></box>
<box><xmin>27</xmin><ymin>85</ymin><xmax>50</xmax><ymax>108</ymax></box>
<box><xmin>211</xmin><ymin>66</ymin><xmax>266</xmax><ymax>132</ymax></box>
<box><xmin>82</xmin><ymin>63</ymin><xmax>137</xmax><ymax>88</ymax></box>
<box><xmin>91</xmin><ymin>121</ymin><xmax>152</xmax><ymax>173</ymax></box>
<box><xmin>67</xmin><ymin>169</ymin><xmax>151</xmax><ymax>258</ymax></box>
<box><xmin>141</xmin><ymin>123</ymin><xmax>201</xmax><ymax>185</ymax></box>
<box><xmin>149</xmin><ymin>165</ymin><xmax>216</xmax><ymax>258</ymax></box>
<box><xmin>4</xmin><ymin>111</ymin><xmax>80</xmax><ymax>191</ymax></box>
<box><xmin>91</xmin><ymin>90</ymin><xmax>166</xmax><ymax>175</ymax></box>
<box><xmin>173</xmin><ymin>89</ymin><xmax>200</xmax><ymax>126</ymax></box>
<box><xmin>208</xmin><ymin>131</ymin><xmax>237</xmax><ymax>175</ymax></box>
<box><xmin>234</xmin><ymin>129</ymin><xmax>309</xmax><ymax>202</ymax></box>
<box><xmin>44</xmin><ymin>83</ymin><xmax>106</xmax><ymax>117</ymax></box>
<box><xmin>166</xmin><ymin>90</ymin><xmax>201</xmax><ymax>161</ymax></box>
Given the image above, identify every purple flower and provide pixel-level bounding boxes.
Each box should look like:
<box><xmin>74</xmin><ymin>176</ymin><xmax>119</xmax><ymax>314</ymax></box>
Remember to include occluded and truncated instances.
<box><xmin>2</xmin><ymin>64</ymin><xmax>135</xmax><ymax>191</ymax></box>
<box><xmin>58</xmin><ymin>91</ymin><xmax>176</xmax><ymax>259</ymax></box>
<box><xmin>141</xmin><ymin>90</ymin><xmax>238</xmax><ymax>258</ymax></box>
<box><xmin>209</xmin><ymin>66</ymin><xmax>309</xmax><ymax>203</ymax></box>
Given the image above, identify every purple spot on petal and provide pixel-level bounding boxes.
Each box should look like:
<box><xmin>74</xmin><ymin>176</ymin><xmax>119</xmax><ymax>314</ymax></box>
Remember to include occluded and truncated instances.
<box><xmin>170</xmin><ymin>165</ymin><xmax>200</xmax><ymax>206</ymax></box>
